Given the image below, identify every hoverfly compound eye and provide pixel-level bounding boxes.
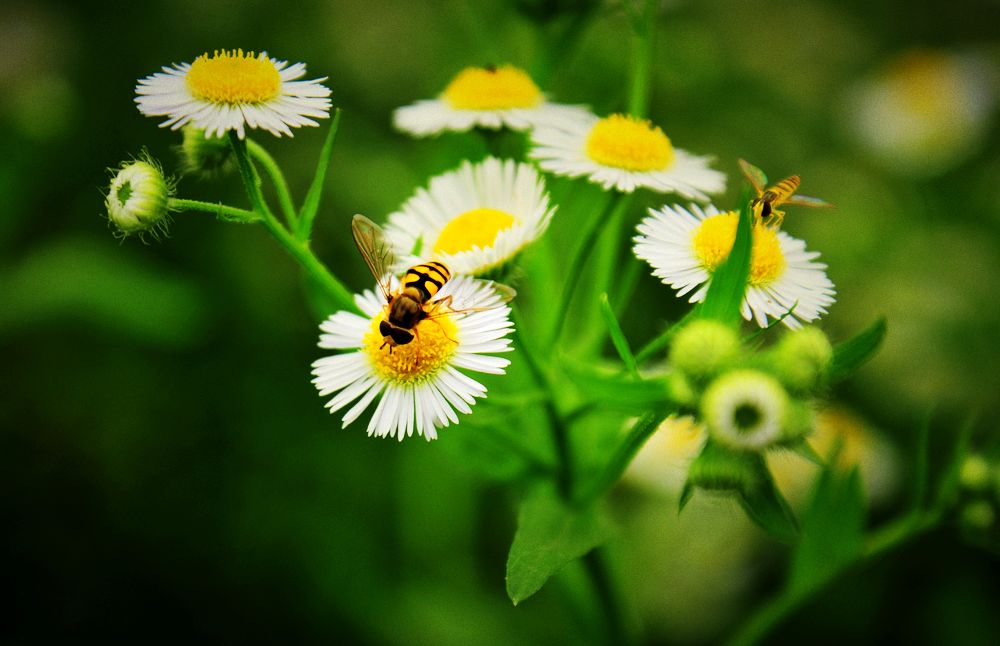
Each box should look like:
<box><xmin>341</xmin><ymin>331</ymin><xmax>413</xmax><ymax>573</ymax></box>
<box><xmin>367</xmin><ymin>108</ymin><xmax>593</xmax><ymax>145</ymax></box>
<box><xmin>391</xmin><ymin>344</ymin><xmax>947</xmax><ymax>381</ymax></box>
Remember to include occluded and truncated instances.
<box><xmin>379</xmin><ymin>320</ymin><xmax>393</xmax><ymax>337</ymax></box>
<box><xmin>391</xmin><ymin>328</ymin><xmax>415</xmax><ymax>345</ymax></box>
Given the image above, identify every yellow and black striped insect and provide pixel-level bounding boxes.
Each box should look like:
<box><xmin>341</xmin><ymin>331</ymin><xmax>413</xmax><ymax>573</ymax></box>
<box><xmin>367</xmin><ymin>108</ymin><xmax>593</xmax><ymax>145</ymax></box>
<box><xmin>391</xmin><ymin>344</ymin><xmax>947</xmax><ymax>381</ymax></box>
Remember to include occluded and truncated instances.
<box><xmin>738</xmin><ymin>159</ymin><xmax>833</xmax><ymax>228</ymax></box>
<box><xmin>351</xmin><ymin>214</ymin><xmax>513</xmax><ymax>352</ymax></box>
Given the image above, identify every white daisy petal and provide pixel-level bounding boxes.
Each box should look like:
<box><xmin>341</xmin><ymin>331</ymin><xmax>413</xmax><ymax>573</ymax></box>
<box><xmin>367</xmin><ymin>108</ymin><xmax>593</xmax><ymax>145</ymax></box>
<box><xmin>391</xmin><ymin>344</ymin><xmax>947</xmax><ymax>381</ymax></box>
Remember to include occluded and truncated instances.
<box><xmin>392</xmin><ymin>65</ymin><xmax>591</xmax><ymax>137</ymax></box>
<box><xmin>530</xmin><ymin>111</ymin><xmax>725</xmax><ymax>198</ymax></box>
<box><xmin>312</xmin><ymin>275</ymin><xmax>514</xmax><ymax>441</ymax></box>
<box><xmin>382</xmin><ymin>157</ymin><xmax>555</xmax><ymax>276</ymax></box>
<box><xmin>135</xmin><ymin>50</ymin><xmax>331</xmax><ymax>139</ymax></box>
<box><xmin>633</xmin><ymin>203</ymin><xmax>836</xmax><ymax>328</ymax></box>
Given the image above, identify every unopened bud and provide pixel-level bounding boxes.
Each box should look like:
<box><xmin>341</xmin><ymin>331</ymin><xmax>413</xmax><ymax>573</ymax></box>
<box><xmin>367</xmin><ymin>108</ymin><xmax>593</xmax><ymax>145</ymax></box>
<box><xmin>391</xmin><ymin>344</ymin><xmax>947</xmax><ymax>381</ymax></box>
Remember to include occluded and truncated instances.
<box><xmin>177</xmin><ymin>125</ymin><xmax>233</xmax><ymax>175</ymax></box>
<box><xmin>670</xmin><ymin>319</ymin><xmax>740</xmax><ymax>381</ymax></box>
<box><xmin>105</xmin><ymin>155</ymin><xmax>172</xmax><ymax>238</ymax></box>
<box><xmin>702</xmin><ymin>369</ymin><xmax>789</xmax><ymax>451</ymax></box>
<box><xmin>770</xmin><ymin>326</ymin><xmax>833</xmax><ymax>393</ymax></box>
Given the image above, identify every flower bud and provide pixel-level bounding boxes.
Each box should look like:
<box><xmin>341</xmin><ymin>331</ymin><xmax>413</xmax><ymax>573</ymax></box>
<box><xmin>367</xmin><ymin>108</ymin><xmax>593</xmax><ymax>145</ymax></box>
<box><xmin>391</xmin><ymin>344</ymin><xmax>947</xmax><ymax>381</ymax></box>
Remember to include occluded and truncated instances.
<box><xmin>770</xmin><ymin>326</ymin><xmax>833</xmax><ymax>393</ymax></box>
<box><xmin>105</xmin><ymin>156</ymin><xmax>172</xmax><ymax>238</ymax></box>
<box><xmin>959</xmin><ymin>500</ymin><xmax>996</xmax><ymax>531</ymax></box>
<box><xmin>177</xmin><ymin>125</ymin><xmax>233</xmax><ymax>175</ymax></box>
<box><xmin>666</xmin><ymin>371</ymin><xmax>696</xmax><ymax>407</ymax></box>
<box><xmin>702</xmin><ymin>369</ymin><xmax>789</xmax><ymax>451</ymax></box>
<box><xmin>959</xmin><ymin>454</ymin><xmax>993</xmax><ymax>493</ymax></box>
<box><xmin>670</xmin><ymin>320</ymin><xmax>740</xmax><ymax>381</ymax></box>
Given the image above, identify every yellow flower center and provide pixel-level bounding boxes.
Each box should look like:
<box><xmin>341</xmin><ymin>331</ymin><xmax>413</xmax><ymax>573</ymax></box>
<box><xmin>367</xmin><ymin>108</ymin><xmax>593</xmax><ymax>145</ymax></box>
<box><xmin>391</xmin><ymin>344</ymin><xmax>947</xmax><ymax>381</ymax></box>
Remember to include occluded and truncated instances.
<box><xmin>432</xmin><ymin>207</ymin><xmax>517</xmax><ymax>255</ymax></box>
<box><xmin>363</xmin><ymin>311</ymin><xmax>459</xmax><ymax>382</ymax></box>
<box><xmin>584</xmin><ymin>114</ymin><xmax>675</xmax><ymax>171</ymax></box>
<box><xmin>692</xmin><ymin>212</ymin><xmax>786</xmax><ymax>286</ymax></box>
<box><xmin>442</xmin><ymin>65</ymin><xmax>543</xmax><ymax>110</ymax></box>
<box><xmin>186</xmin><ymin>49</ymin><xmax>281</xmax><ymax>105</ymax></box>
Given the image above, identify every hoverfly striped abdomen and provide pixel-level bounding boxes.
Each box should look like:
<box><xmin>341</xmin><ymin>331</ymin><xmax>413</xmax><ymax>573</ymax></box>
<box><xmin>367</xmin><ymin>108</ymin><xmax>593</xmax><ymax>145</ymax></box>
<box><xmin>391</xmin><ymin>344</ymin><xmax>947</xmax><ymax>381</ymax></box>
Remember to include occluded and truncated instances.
<box><xmin>403</xmin><ymin>261</ymin><xmax>451</xmax><ymax>302</ymax></box>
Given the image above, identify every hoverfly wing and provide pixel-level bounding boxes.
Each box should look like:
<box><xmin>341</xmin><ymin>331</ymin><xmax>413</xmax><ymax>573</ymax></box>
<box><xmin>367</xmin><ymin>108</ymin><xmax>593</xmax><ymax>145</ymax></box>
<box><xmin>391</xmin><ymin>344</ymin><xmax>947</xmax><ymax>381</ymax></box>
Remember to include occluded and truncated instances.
<box><xmin>489</xmin><ymin>283</ymin><xmax>517</xmax><ymax>304</ymax></box>
<box><xmin>737</xmin><ymin>159</ymin><xmax>768</xmax><ymax>195</ymax></box>
<box><xmin>351</xmin><ymin>214</ymin><xmax>397</xmax><ymax>301</ymax></box>
<box><xmin>784</xmin><ymin>194</ymin><xmax>834</xmax><ymax>209</ymax></box>
<box><xmin>423</xmin><ymin>281</ymin><xmax>517</xmax><ymax>321</ymax></box>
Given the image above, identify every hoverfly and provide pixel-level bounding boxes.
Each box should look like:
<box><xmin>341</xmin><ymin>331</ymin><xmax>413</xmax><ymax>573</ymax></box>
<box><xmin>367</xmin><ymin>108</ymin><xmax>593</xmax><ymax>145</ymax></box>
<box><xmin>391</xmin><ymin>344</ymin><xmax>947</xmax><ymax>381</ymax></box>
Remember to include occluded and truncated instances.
<box><xmin>351</xmin><ymin>214</ymin><xmax>514</xmax><ymax>352</ymax></box>
<box><xmin>738</xmin><ymin>159</ymin><xmax>833</xmax><ymax>228</ymax></box>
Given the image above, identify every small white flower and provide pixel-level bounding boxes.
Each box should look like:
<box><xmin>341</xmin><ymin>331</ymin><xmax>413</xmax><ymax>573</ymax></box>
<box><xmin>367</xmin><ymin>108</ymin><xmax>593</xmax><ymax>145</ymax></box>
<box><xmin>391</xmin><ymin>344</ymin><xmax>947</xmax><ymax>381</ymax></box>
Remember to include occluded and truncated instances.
<box><xmin>634</xmin><ymin>203</ymin><xmax>836</xmax><ymax>329</ymax></box>
<box><xmin>382</xmin><ymin>157</ymin><xmax>555</xmax><ymax>276</ymax></box>
<box><xmin>702</xmin><ymin>370</ymin><xmax>788</xmax><ymax>451</ymax></box>
<box><xmin>530</xmin><ymin>112</ymin><xmax>725</xmax><ymax>198</ymax></box>
<box><xmin>393</xmin><ymin>64</ymin><xmax>590</xmax><ymax>137</ymax></box>
<box><xmin>135</xmin><ymin>49</ymin><xmax>331</xmax><ymax>139</ymax></box>
<box><xmin>311</xmin><ymin>275</ymin><xmax>514</xmax><ymax>441</ymax></box>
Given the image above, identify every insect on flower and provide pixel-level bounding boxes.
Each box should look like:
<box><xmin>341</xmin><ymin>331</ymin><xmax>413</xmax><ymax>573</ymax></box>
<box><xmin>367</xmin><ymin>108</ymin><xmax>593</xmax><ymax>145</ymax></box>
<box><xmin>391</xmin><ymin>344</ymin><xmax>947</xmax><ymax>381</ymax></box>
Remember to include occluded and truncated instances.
<box><xmin>738</xmin><ymin>159</ymin><xmax>833</xmax><ymax>228</ymax></box>
<box><xmin>352</xmin><ymin>214</ymin><xmax>515</xmax><ymax>352</ymax></box>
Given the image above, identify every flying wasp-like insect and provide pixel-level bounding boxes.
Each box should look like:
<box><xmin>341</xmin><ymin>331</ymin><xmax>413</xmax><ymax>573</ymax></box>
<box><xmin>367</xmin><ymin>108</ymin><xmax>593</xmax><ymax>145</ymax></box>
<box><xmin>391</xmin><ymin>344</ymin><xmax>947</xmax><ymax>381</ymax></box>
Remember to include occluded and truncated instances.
<box><xmin>351</xmin><ymin>214</ymin><xmax>514</xmax><ymax>353</ymax></box>
<box><xmin>738</xmin><ymin>159</ymin><xmax>833</xmax><ymax>228</ymax></box>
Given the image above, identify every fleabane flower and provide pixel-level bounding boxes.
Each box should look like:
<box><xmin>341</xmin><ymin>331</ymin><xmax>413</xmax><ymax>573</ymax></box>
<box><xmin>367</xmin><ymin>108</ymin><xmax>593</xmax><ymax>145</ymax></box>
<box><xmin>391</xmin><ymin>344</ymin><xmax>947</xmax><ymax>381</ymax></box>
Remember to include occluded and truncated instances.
<box><xmin>135</xmin><ymin>49</ymin><xmax>331</xmax><ymax>139</ymax></box>
<box><xmin>311</xmin><ymin>275</ymin><xmax>514</xmax><ymax>441</ymax></box>
<box><xmin>392</xmin><ymin>64</ymin><xmax>590</xmax><ymax>137</ymax></box>
<box><xmin>105</xmin><ymin>156</ymin><xmax>174</xmax><ymax>239</ymax></box>
<box><xmin>530</xmin><ymin>112</ymin><xmax>725</xmax><ymax>198</ymax></box>
<box><xmin>702</xmin><ymin>370</ymin><xmax>789</xmax><ymax>451</ymax></box>
<box><xmin>383</xmin><ymin>157</ymin><xmax>555</xmax><ymax>276</ymax></box>
<box><xmin>633</xmin><ymin>203</ymin><xmax>836</xmax><ymax>328</ymax></box>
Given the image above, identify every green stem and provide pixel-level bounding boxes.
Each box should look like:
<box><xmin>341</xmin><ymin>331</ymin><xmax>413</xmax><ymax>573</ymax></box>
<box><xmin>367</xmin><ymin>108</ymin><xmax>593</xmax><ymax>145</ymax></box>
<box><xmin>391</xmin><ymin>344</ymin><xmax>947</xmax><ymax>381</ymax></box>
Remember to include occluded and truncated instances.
<box><xmin>246</xmin><ymin>139</ymin><xmax>298</xmax><ymax>231</ymax></box>
<box><xmin>576</xmin><ymin>409</ymin><xmax>669</xmax><ymax>506</ymax></box>
<box><xmin>169</xmin><ymin>198</ymin><xmax>260</xmax><ymax>224</ymax></box>
<box><xmin>627</xmin><ymin>0</ymin><xmax>657</xmax><ymax>119</ymax></box>
<box><xmin>726</xmin><ymin>510</ymin><xmax>941</xmax><ymax>646</ymax></box>
<box><xmin>228</xmin><ymin>132</ymin><xmax>357</xmax><ymax>314</ymax></box>
<box><xmin>511</xmin><ymin>306</ymin><xmax>573</xmax><ymax>498</ymax></box>
<box><xmin>583</xmin><ymin>549</ymin><xmax>635</xmax><ymax>646</ymax></box>
<box><xmin>549</xmin><ymin>193</ymin><xmax>626</xmax><ymax>347</ymax></box>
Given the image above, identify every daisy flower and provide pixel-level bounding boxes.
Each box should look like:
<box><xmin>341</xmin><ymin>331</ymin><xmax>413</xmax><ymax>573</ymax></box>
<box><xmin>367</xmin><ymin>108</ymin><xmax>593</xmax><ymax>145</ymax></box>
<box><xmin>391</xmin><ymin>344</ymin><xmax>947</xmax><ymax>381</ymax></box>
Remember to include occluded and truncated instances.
<box><xmin>382</xmin><ymin>157</ymin><xmax>555</xmax><ymax>276</ymax></box>
<box><xmin>392</xmin><ymin>64</ymin><xmax>590</xmax><ymax>137</ymax></box>
<box><xmin>530</xmin><ymin>112</ymin><xmax>726</xmax><ymax>199</ymax></box>
<box><xmin>633</xmin><ymin>203</ymin><xmax>836</xmax><ymax>329</ymax></box>
<box><xmin>135</xmin><ymin>49</ymin><xmax>331</xmax><ymax>139</ymax></box>
<box><xmin>105</xmin><ymin>155</ymin><xmax>174</xmax><ymax>239</ymax></box>
<box><xmin>311</xmin><ymin>275</ymin><xmax>514</xmax><ymax>441</ymax></box>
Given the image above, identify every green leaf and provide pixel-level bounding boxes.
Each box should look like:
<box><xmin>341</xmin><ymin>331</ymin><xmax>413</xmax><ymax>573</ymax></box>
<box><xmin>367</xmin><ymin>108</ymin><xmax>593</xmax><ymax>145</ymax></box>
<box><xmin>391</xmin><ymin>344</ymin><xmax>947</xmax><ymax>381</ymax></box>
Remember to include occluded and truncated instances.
<box><xmin>737</xmin><ymin>462</ymin><xmax>800</xmax><ymax>545</ymax></box>
<box><xmin>506</xmin><ymin>486</ymin><xmax>614</xmax><ymax>605</ymax></box>
<box><xmin>298</xmin><ymin>108</ymin><xmax>343</xmax><ymax>239</ymax></box>
<box><xmin>828</xmin><ymin>318</ymin><xmax>887</xmax><ymax>383</ymax></box>
<box><xmin>787</xmin><ymin>465</ymin><xmax>865</xmax><ymax>596</ymax></box>
<box><xmin>562</xmin><ymin>360</ymin><xmax>671</xmax><ymax>412</ymax></box>
<box><xmin>577</xmin><ymin>409</ymin><xmax>672</xmax><ymax>505</ymax></box>
<box><xmin>697</xmin><ymin>187</ymin><xmax>753</xmax><ymax>326</ymax></box>
<box><xmin>598</xmin><ymin>292</ymin><xmax>638</xmax><ymax>377</ymax></box>
<box><xmin>783</xmin><ymin>438</ymin><xmax>825</xmax><ymax>466</ymax></box>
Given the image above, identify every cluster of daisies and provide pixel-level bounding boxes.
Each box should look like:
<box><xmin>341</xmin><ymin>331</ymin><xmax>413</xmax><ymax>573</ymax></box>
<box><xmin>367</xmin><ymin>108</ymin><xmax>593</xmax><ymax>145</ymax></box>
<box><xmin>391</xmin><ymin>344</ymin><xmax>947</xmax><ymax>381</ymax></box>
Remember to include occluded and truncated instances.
<box><xmin>122</xmin><ymin>52</ymin><xmax>837</xmax><ymax>443</ymax></box>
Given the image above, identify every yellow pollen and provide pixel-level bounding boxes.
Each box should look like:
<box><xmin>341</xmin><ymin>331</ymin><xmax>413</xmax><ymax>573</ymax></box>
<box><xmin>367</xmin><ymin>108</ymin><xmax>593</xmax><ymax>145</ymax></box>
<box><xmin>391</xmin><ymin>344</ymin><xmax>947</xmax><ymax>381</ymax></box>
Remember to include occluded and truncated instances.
<box><xmin>442</xmin><ymin>65</ymin><xmax>542</xmax><ymax>110</ymax></box>
<box><xmin>432</xmin><ymin>207</ymin><xmax>517</xmax><ymax>255</ymax></box>
<box><xmin>186</xmin><ymin>49</ymin><xmax>281</xmax><ymax>105</ymax></box>
<box><xmin>585</xmin><ymin>114</ymin><xmax>675</xmax><ymax>171</ymax></box>
<box><xmin>364</xmin><ymin>312</ymin><xmax>459</xmax><ymax>382</ymax></box>
<box><xmin>691</xmin><ymin>212</ymin><xmax>786</xmax><ymax>286</ymax></box>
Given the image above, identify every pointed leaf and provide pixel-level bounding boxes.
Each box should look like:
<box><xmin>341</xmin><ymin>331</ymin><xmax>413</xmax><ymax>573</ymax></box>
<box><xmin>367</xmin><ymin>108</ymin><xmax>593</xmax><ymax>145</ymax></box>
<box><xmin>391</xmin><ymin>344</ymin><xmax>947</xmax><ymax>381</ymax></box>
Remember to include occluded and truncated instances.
<box><xmin>298</xmin><ymin>108</ymin><xmax>343</xmax><ymax>238</ymax></box>
<box><xmin>506</xmin><ymin>486</ymin><xmax>614</xmax><ymax>605</ymax></box>
<box><xmin>599</xmin><ymin>293</ymin><xmax>638</xmax><ymax>377</ymax></box>
<box><xmin>788</xmin><ymin>465</ymin><xmax>865</xmax><ymax>595</ymax></box>
<box><xmin>562</xmin><ymin>360</ymin><xmax>672</xmax><ymax>412</ymax></box>
<box><xmin>698</xmin><ymin>188</ymin><xmax>753</xmax><ymax>326</ymax></box>
<box><xmin>829</xmin><ymin>318</ymin><xmax>887</xmax><ymax>383</ymax></box>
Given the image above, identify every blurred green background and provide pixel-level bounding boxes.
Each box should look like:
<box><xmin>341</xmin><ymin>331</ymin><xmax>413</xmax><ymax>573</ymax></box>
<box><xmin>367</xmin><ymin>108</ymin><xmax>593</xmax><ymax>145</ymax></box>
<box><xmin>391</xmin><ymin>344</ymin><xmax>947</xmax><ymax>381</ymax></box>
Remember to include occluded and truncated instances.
<box><xmin>2</xmin><ymin>0</ymin><xmax>999</xmax><ymax>643</ymax></box>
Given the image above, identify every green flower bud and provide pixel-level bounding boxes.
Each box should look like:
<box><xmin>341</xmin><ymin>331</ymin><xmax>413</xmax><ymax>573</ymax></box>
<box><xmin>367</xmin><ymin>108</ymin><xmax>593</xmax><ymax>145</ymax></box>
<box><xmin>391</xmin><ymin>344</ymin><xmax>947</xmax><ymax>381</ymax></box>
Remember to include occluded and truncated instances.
<box><xmin>959</xmin><ymin>454</ymin><xmax>993</xmax><ymax>493</ymax></box>
<box><xmin>177</xmin><ymin>125</ymin><xmax>233</xmax><ymax>176</ymax></box>
<box><xmin>666</xmin><ymin>371</ymin><xmax>696</xmax><ymax>407</ymax></box>
<box><xmin>779</xmin><ymin>400</ymin><xmax>815</xmax><ymax>444</ymax></box>
<box><xmin>702</xmin><ymin>369</ymin><xmax>789</xmax><ymax>451</ymax></box>
<box><xmin>770</xmin><ymin>326</ymin><xmax>833</xmax><ymax>393</ymax></box>
<box><xmin>670</xmin><ymin>320</ymin><xmax>740</xmax><ymax>381</ymax></box>
<box><xmin>105</xmin><ymin>155</ymin><xmax>173</xmax><ymax>239</ymax></box>
<box><xmin>959</xmin><ymin>500</ymin><xmax>995</xmax><ymax>531</ymax></box>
